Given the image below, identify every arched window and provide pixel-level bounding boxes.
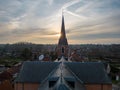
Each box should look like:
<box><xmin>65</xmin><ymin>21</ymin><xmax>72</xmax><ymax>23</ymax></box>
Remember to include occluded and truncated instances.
<box><xmin>62</xmin><ymin>47</ymin><xmax>64</xmax><ymax>53</ymax></box>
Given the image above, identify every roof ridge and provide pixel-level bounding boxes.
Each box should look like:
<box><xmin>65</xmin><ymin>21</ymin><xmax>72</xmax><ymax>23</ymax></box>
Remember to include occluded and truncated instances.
<box><xmin>64</xmin><ymin>63</ymin><xmax>84</xmax><ymax>84</ymax></box>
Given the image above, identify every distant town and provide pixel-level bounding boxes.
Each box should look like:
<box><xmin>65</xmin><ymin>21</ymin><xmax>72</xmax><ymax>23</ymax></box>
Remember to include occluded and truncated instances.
<box><xmin>0</xmin><ymin>42</ymin><xmax>120</xmax><ymax>90</ymax></box>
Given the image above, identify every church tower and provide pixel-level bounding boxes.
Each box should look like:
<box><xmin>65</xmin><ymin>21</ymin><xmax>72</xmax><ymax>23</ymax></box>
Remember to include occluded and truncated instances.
<box><xmin>56</xmin><ymin>14</ymin><xmax>69</xmax><ymax>60</ymax></box>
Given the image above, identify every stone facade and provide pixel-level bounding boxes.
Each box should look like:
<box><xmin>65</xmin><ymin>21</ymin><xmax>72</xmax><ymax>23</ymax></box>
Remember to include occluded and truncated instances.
<box><xmin>56</xmin><ymin>45</ymin><xmax>69</xmax><ymax>59</ymax></box>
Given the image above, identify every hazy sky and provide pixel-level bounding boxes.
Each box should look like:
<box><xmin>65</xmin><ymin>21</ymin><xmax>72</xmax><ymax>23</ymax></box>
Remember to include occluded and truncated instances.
<box><xmin>0</xmin><ymin>0</ymin><xmax>120</xmax><ymax>44</ymax></box>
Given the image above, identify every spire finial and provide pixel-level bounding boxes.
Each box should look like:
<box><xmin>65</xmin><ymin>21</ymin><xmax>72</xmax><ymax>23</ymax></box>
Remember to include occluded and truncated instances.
<box><xmin>62</xmin><ymin>8</ymin><xmax>64</xmax><ymax>16</ymax></box>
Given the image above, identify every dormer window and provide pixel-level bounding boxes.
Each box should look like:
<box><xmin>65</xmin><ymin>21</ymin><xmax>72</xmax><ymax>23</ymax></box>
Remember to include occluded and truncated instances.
<box><xmin>49</xmin><ymin>77</ymin><xmax>59</xmax><ymax>88</ymax></box>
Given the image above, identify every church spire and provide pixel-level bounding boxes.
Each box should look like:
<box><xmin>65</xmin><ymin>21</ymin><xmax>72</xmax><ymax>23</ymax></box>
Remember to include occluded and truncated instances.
<box><xmin>61</xmin><ymin>13</ymin><xmax>66</xmax><ymax>38</ymax></box>
<box><xmin>56</xmin><ymin>11</ymin><xmax>69</xmax><ymax>60</ymax></box>
<box><xmin>58</xmin><ymin>13</ymin><xmax>68</xmax><ymax>45</ymax></box>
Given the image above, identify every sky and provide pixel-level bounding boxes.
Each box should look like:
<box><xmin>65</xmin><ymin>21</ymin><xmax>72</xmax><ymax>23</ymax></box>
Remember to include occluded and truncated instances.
<box><xmin>0</xmin><ymin>0</ymin><xmax>120</xmax><ymax>44</ymax></box>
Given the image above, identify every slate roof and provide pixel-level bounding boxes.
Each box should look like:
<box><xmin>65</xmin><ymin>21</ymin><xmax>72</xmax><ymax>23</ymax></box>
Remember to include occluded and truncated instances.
<box><xmin>49</xmin><ymin>77</ymin><xmax>59</xmax><ymax>81</ymax></box>
<box><xmin>65</xmin><ymin>62</ymin><xmax>111</xmax><ymax>84</ymax></box>
<box><xmin>64</xmin><ymin>77</ymin><xmax>76</xmax><ymax>82</ymax></box>
<box><xmin>15</xmin><ymin>61</ymin><xmax>59</xmax><ymax>83</ymax></box>
<box><xmin>15</xmin><ymin>61</ymin><xmax>111</xmax><ymax>85</ymax></box>
<box><xmin>55</xmin><ymin>84</ymin><xmax>69</xmax><ymax>90</ymax></box>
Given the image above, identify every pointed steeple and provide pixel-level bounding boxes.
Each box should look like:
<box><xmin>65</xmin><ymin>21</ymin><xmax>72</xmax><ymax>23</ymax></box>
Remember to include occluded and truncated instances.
<box><xmin>58</xmin><ymin>13</ymin><xmax>68</xmax><ymax>45</ymax></box>
<box><xmin>61</xmin><ymin>14</ymin><xmax>66</xmax><ymax>38</ymax></box>
<box><xmin>56</xmin><ymin>12</ymin><xmax>69</xmax><ymax>60</ymax></box>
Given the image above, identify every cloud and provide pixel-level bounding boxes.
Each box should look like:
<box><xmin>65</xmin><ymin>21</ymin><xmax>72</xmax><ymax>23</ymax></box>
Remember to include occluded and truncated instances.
<box><xmin>62</xmin><ymin>0</ymin><xmax>81</xmax><ymax>9</ymax></box>
<box><xmin>0</xmin><ymin>0</ymin><xmax>120</xmax><ymax>44</ymax></box>
<box><xmin>64</xmin><ymin>9</ymin><xmax>87</xmax><ymax>19</ymax></box>
<box><xmin>47</xmin><ymin>0</ymin><xmax>54</xmax><ymax>5</ymax></box>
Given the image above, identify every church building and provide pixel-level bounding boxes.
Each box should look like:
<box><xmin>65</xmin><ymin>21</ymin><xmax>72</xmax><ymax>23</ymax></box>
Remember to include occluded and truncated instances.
<box><xmin>56</xmin><ymin>14</ymin><xmax>69</xmax><ymax>60</ymax></box>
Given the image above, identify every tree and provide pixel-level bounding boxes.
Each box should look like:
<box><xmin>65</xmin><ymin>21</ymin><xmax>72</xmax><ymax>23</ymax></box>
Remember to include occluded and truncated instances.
<box><xmin>21</xmin><ymin>48</ymin><xmax>32</xmax><ymax>60</ymax></box>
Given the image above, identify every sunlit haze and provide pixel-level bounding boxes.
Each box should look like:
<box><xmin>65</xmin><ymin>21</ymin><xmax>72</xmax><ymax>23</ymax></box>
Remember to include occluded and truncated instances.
<box><xmin>0</xmin><ymin>0</ymin><xmax>120</xmax><ymax>44</ymax></box>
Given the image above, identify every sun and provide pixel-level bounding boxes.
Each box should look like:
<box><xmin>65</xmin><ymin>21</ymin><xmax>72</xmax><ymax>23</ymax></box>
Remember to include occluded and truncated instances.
<box><xmin>54</xmin><ymin>33</ymin><xmax>61</xmax><ymax>37</ymax></box>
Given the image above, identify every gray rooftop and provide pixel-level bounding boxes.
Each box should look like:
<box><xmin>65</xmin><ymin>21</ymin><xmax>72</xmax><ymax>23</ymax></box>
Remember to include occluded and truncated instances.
<box><xmin>15</xmin><ymin>61</ymin><xmax>59</xmax><ymax>83</ymax></box>
<box><xmin>56</xmin><ymin>84</ymin><xmax>69</xmax><ymax>90</ymax></box>
<box><xmin>15</xmin><ymin>61</ymin><xmax>111</xmax><ymax>85</ymax></box>
<box><xmin>65</xmin><ymin>62</ymin><xmax>111</xmax><ymax>84</ymax></box>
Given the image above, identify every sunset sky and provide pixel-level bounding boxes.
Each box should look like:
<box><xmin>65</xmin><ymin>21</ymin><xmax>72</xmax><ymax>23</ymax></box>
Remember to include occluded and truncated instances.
<box><xmin>0</xmin><ymin>0</ymin><xmax>120</xmax><ymax>44</ymax></box>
